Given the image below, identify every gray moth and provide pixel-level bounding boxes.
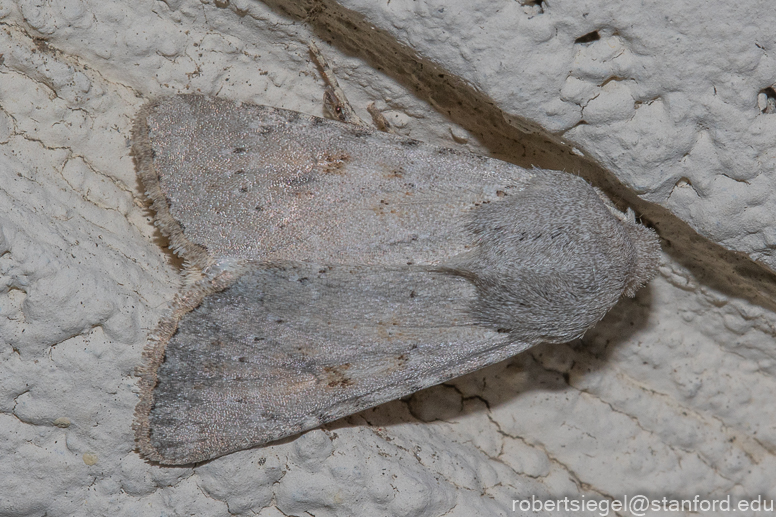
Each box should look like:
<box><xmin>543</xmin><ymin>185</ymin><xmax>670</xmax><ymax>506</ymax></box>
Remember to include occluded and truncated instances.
<box><xmin>131</xmin><ymin>92</ymin><xmax>660</xmax><ymax>465</ymax></box>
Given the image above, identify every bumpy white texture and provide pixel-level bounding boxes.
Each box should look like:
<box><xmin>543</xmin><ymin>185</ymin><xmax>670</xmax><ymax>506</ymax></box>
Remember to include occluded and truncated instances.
<box><xmin>1</xmin><ymin>1</ymin><xmax>775</xmax><ymax>516</ymax></box>
<box><xmin>334</xmin><ymin>0</ymin><xmax>776</xmax><ymax>270</ymax></box>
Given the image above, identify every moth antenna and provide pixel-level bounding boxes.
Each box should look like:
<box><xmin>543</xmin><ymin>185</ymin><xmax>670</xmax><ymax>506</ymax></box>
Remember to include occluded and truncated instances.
<box><xmin>367</xmin><ymin>102</ymin><xmax>396</xmax><ymax>134</ymax></box>
<box><xmin>308</xmin><ymin>41</ymin><xmax>366</xmax><ymax>127</ymax></box>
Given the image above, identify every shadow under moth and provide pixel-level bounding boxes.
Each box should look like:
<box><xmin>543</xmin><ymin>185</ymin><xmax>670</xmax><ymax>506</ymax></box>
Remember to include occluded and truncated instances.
<box><xmin>131</xmin><ymin>54</ymin><xmax>659</xmax><ymax>465</ymax></box>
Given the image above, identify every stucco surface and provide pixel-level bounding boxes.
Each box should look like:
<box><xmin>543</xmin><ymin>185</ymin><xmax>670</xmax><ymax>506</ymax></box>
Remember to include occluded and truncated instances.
<box><xmin>1</xmin><ymin>1</ymin><xmax>775</xmax><ymax>516</ymax></box>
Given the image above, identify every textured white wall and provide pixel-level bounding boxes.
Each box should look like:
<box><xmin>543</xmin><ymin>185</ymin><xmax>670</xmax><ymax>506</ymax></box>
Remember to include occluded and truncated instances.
<box><xmin>1</xmin><ymin>1</ymin><xmax>775</xmax><ymax>515</ymax></box>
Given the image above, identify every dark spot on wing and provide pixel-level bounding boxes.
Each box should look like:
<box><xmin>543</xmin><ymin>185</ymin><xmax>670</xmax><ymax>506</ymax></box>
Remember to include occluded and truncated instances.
<box><xmin>386</xmin><ymin>167</ymin><xmax>405</xmax><ymax>179</ymax></box>
<box><xmin>233</xmin><ymin>147</ymin><xmax>246</xmax><ymax>154</ymax></box>
<box><xmin>319</xmin><ymin>151</ymin><xmax>351</xmax><ymax>174</ymax></box>
<box><xmin>324</xmin><ymin>364</ymin><xmax>354</xmax><ymax>388</ymax></box>
<box><xmin>372</xmin><ymin>198</ymin><xmax>397</xmax><ymax>216</ymax></box>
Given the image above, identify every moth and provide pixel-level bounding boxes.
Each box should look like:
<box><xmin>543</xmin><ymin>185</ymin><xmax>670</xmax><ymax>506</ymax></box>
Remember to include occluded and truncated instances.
<box><xmin>132</xmin><ymin>46</ymin><xmax>660</xmax><ymax>465</ymax></box>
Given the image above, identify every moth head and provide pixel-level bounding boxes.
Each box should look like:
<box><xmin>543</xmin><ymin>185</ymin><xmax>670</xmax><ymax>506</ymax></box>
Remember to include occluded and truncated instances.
<box><xmin>620</xmin><ymin>219</ymin><xmax>661</xmax><ymax>298</ymax></box>
<box><xmin>594</xmin><ymin>189</ymin><xmax>661</xmax><ymax>298</ymax></box>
